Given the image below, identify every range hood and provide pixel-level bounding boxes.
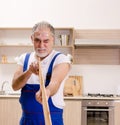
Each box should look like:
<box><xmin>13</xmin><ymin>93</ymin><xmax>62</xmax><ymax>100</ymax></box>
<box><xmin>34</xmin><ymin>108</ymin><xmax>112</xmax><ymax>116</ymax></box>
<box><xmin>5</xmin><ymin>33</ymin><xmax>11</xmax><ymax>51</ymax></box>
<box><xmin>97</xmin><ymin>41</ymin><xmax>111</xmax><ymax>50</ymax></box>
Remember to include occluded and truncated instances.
<box><xmin>74</xmin><ymin>39</ymin><xmax>120</xmax><ymax>46</ymax></box>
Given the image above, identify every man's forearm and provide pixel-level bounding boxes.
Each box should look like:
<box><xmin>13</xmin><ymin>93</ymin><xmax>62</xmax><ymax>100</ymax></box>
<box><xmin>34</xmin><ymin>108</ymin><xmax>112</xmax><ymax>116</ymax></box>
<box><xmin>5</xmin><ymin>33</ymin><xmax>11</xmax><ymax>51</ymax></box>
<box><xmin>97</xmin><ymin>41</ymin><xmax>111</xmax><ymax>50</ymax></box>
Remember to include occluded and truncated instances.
<box><xmin>12</xmin><ymin>70</ymin><xmax>32</xmax><ymax>90</ymax></box>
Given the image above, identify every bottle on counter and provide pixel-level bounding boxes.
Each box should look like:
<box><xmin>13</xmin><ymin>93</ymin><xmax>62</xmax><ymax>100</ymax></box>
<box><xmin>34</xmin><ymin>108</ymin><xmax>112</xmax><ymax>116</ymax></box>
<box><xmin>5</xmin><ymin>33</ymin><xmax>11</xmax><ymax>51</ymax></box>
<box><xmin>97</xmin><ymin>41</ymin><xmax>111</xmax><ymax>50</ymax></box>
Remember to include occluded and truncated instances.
<box><xmin>1</xmin><ymin>55</ymin><xmax>7</xmax><ymax>63</ymax></box>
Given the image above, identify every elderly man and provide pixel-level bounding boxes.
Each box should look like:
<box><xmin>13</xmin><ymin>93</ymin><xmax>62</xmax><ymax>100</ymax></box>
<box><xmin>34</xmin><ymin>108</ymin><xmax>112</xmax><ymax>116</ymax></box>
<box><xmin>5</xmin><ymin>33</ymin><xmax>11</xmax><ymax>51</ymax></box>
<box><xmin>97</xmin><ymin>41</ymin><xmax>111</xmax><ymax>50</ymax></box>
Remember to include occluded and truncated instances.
<box><xmin>12</xmin><ymin>21</ymin><xmax>71</xmax><ymax>125</ymax></box>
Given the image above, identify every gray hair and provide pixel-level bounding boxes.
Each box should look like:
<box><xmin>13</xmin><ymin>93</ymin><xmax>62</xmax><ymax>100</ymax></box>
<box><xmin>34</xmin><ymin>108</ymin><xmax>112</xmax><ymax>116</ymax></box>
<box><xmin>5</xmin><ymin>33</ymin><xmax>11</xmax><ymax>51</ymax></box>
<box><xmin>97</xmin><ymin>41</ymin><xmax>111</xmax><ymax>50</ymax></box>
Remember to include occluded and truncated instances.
<box><xmin>32</xmin><ymin>21</ymin><xmax>55</xmax><ymax>36</ymax></box>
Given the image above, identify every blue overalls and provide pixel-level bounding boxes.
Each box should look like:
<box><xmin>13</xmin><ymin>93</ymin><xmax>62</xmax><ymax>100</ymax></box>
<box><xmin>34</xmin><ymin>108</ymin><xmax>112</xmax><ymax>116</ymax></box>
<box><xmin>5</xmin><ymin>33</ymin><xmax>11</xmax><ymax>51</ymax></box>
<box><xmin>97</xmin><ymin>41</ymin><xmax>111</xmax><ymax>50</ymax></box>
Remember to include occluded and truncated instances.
<box><xmin>19</xmin><ymin>53</ymin><xmax>64</xmax><ymax>125</ymax></box>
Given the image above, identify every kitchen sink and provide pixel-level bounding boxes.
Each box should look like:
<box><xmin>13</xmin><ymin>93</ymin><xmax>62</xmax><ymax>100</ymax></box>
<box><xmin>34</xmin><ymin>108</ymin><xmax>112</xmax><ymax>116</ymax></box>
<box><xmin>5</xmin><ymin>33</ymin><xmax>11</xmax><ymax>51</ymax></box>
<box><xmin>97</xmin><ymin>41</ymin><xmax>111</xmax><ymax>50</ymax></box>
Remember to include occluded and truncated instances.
<box><xmin>0</xmin><ymin>91</ymin><xmax>20</xmax><ymax>95</ymax></box>
<box><xmin>7</xmin><ymin>92</ymin><xmax>21</xmax><ymax>95</ymax></box>
<box><xmin>8</xmin><ymin>93</ymin><xmax>20</xmax><ymax>95</ymax></box>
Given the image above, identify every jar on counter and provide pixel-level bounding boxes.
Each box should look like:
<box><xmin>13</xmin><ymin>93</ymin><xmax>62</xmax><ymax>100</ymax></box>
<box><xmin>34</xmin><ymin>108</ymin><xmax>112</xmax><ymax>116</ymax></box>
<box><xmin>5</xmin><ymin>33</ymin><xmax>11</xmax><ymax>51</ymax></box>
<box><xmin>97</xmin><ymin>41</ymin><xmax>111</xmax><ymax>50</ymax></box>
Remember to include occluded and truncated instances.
<box><xmin>1</xmin><ymin>55</ymin><xmax>7</xmax><ymax>63</ymax></box>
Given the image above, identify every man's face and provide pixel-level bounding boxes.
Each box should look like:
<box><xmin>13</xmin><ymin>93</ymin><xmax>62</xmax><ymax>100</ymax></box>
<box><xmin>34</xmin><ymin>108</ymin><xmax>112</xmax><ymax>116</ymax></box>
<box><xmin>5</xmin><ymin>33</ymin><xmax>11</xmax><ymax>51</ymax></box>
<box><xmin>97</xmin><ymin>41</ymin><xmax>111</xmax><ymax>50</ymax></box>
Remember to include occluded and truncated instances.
<box><xmin>31</xmin><ymin>28</ymin><xmax>54</xmax><ymax>58</ymax></box>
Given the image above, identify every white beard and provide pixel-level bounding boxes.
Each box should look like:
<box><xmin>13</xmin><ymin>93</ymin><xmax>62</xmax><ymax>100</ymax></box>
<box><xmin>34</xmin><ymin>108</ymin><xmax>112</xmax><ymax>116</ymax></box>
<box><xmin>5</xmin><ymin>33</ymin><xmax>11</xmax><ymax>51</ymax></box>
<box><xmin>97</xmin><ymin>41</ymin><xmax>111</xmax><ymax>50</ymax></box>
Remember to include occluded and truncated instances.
<box><xmin>36</xmin><ymin>52</ymin><xmax>48</xmax><ymax>58</ymax></box>
<box><xmin>35</xmin><ymin>48</ymin><xmax>48</xmax><ymax>58</ymax></box>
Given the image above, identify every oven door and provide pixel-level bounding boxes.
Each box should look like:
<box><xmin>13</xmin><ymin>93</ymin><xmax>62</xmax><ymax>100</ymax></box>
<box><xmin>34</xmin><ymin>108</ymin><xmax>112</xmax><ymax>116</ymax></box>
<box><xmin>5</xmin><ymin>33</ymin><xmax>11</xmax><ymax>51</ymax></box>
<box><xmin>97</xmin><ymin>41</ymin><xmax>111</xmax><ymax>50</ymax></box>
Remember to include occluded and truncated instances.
<box><xmin>82</xmin><ymin>106</ymin><xmax>114</xmax><ymax>125</ymax></box>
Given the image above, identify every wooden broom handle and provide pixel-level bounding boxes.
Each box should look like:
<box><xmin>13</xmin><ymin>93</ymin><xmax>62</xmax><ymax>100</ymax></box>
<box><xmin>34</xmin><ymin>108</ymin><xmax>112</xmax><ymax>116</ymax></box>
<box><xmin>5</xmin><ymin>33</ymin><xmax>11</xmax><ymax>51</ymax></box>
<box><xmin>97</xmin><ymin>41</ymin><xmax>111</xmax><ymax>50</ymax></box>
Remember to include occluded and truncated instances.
<box><xmin>39</xmin><ymin>58</ymin><xmax>52</xmax><ymax>125</ymax></box>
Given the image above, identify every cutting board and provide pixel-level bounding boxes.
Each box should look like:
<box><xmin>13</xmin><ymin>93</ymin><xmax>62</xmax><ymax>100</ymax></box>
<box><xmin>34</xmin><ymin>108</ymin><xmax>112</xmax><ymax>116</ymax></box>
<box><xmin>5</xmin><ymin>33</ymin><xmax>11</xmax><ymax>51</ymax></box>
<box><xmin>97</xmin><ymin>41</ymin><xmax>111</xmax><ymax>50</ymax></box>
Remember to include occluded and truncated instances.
<box><xmin>64</xmin><ymin>76</ymin><xmax>83</xmax><ymax>96</ymax></box>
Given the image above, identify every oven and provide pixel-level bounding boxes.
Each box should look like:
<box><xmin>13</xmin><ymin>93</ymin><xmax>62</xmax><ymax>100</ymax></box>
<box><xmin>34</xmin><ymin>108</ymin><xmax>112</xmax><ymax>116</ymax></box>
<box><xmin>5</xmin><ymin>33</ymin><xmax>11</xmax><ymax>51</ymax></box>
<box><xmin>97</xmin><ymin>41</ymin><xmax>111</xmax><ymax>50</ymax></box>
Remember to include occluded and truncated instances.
<box><xmin>81</xmin><ymin>100</ymin><xmax>114</xmax><ymax>125</ymax></box>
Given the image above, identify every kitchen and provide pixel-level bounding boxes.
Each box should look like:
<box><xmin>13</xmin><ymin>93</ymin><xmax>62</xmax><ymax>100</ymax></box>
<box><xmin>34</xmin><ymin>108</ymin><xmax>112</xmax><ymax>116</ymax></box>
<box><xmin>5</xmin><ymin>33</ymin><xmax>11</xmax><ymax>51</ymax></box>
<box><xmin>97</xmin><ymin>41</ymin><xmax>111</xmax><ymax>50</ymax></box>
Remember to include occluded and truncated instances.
<box><xmin>0</xmin><ymin>0</ymin><xmax>120</xmax><ymax>125</ymax></box>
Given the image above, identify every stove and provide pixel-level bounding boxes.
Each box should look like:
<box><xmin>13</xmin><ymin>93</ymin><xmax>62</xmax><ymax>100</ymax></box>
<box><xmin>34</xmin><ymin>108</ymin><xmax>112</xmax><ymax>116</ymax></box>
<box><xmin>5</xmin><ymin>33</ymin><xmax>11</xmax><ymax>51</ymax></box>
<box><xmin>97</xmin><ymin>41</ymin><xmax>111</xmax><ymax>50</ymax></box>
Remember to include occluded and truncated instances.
<box><xmin>87</xmin><ymin>93</ymin><xmax>114</xmax><ymax>98</ymax></box>
<box><xmin>81</xmin><ymin>93</ymin><xmax>115</xmax><ymax>125</ymax></box>
<box><xmin>81</xmin><ymin>93</ymin><xmax>116</xmax><ymax>125</ymax></box>
<box><xmin>81</xmin><ymin>99</ymin><xmax>114</xmax><ymax>125</ymax></box>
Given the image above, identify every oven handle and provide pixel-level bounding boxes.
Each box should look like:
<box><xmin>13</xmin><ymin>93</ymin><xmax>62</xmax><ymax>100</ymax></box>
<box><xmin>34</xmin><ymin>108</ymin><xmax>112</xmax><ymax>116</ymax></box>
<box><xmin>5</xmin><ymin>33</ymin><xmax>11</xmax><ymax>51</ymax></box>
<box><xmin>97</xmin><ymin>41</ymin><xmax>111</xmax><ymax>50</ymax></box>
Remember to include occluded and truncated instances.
<box><xmin>84</xmin><ymin>108</ymin><xmax>114</xmax><ymax>112</ymax></box>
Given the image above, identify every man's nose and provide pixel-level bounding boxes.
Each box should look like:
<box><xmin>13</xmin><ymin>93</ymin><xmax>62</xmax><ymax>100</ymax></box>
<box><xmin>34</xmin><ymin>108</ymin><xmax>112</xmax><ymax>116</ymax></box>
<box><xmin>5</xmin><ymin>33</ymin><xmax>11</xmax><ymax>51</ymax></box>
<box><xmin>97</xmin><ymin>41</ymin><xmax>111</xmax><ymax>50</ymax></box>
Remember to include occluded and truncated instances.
<box><xmin>38</xmin><ymin>41</ymin><xmax>44</xmax><ymax>47</ymax></box>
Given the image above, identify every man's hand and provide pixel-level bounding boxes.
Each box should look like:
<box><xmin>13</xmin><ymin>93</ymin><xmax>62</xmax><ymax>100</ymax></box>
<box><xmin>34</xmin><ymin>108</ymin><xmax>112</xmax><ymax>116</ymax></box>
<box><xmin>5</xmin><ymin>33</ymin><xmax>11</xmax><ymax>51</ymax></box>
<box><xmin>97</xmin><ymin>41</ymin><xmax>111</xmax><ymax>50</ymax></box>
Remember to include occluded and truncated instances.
<box><xmin>28</xmin><ymin>61</ymin><xmax>39</xmax><ymax>75</ymax></box>
<box><xmin>35</xmin><ymin>88</ymin><xmax>51</xmax><ymax>104</ymax></box>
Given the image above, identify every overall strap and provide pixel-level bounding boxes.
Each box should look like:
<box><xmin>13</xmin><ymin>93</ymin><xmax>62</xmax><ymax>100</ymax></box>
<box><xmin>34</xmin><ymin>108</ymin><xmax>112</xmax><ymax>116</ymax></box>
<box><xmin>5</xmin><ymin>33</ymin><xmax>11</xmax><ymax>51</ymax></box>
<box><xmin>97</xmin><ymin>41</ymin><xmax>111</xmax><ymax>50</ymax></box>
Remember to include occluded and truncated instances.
<box><xmin>23</xmin><ymin>52</ymin><xmax>61</xmax><ymax>86</ymax></box>
<box><xmin>45</xmin><ymin>53</ymin><xmax>61</xmax><ymax>87</ymax></box>
<box><xmin>23</xmin><ymin>53</ymin><xmax>30</xmax><ymax>72</ymax></box>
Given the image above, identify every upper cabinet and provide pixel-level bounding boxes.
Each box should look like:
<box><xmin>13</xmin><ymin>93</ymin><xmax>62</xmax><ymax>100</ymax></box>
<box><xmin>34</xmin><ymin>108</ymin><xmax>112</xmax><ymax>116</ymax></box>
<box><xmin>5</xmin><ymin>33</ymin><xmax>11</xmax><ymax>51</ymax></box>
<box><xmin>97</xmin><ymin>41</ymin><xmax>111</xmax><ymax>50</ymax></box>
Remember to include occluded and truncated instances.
<box><xmin>54</xmin><ymin>28</ymin><xmax>74</xmax><ymax>59</ymax></box>
<box><xmin>0</xmin><ymin>28</ymin><xmax>33</xmax><ymax>64</ymax></box>
<box><xmin>74</xmin><ymin>30</ymin><xmax>120</xmax><ymax>65</ymax></box>
<box><xmin>0</xmin><ymin>28</ymin><xmax>74</xmax><ymax>64</ymax></box>
<box><xmin>1</xmin><ymin>28</ymin><xmax>120</xmax><ymax>65</ymax></box>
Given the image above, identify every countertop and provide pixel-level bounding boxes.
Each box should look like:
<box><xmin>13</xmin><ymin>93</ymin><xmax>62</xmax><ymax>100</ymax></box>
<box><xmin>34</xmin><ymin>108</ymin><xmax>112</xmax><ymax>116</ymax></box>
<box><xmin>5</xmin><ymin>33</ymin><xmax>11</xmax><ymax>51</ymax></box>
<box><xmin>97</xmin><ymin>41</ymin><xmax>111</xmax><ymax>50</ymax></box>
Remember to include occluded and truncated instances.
<box><xmin>1</xmin><ymin>94</ymin><xmax>120</xmax><ymax>100</ymax></box>
<box><xmin>64</xmin><ymin>96</ymin><xmax>120</xmax><ymax>100</ymax></box>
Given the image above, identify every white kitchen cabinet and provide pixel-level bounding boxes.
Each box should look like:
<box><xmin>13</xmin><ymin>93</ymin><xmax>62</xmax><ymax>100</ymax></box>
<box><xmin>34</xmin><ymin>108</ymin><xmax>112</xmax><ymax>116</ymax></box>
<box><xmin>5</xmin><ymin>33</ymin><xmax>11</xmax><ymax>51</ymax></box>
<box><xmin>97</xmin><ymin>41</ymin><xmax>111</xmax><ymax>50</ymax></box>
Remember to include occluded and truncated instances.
<box><xmin>64</xmin><ymin>99</ymin><xmax>81</xmax><ymax>125</ymax></box>
<box><xmin>114</xmin><ymin>101</ymin><xmax>120</xmax><ymax>125</ymax></box>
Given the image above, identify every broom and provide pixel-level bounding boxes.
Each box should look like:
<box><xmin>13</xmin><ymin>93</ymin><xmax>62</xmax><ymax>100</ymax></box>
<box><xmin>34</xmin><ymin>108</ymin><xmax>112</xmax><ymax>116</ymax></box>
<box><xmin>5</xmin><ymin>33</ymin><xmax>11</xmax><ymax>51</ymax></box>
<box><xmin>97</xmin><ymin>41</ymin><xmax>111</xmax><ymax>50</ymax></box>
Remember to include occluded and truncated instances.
<box><xmin>39</xmin><ymin>58</ymin><xmax>52</xmax><ymax>125</ymax></box>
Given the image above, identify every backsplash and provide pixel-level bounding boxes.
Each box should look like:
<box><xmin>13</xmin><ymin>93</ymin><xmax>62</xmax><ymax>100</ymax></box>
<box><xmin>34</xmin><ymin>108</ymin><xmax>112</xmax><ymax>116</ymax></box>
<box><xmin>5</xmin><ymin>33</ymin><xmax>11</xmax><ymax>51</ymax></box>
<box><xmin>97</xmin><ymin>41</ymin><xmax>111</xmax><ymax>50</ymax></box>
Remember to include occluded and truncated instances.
<box><xmin>1</xmin><ymin>64</ymin><xmax>120</xmax><ymax>95</ymax></box>
<box><xmin>0</xmin><ymin>64</ymin><xmax>20</xmax><ymax>94</ymax></box>
<box><xmin>69</xmin><ymin>64</ymin><xmax>120</xmax><ymax>95</ymax></box>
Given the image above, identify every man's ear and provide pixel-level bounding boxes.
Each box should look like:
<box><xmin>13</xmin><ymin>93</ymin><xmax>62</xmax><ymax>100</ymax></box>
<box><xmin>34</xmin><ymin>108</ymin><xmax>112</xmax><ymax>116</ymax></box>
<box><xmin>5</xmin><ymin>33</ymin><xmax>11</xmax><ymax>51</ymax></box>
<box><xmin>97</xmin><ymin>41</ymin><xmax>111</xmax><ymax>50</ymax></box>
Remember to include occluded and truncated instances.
<box><xmin>53</xmin><ymin>36</ymin><xmax>55</xmax><ymax>43</ymax></box>
<box><xmin>31</xmin><ymin>35</ymin><xmax>34</xmax><ymax>44</ymax></box>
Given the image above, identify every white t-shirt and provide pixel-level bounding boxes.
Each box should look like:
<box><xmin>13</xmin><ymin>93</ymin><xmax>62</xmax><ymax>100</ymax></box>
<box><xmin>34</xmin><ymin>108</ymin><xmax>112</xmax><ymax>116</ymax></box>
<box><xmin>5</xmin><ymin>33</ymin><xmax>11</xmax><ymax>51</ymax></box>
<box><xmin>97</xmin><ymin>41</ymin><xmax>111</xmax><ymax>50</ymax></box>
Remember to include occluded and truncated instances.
<box><xmin>17</xmin><ymin>50</ymin><xmax>71</xmax><ymax>109</ymax></box>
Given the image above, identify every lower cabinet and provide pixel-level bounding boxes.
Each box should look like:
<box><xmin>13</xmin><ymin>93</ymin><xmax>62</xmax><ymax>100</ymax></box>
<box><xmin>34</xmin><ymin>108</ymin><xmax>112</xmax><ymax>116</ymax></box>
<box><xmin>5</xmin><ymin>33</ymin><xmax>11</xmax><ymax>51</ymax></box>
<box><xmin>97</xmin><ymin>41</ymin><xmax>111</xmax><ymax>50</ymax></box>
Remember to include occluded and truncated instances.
<box><xmin>0</xmin><ymin>97</ymin><xmax>82</xmax><ymax>125</ymax></box>
<box><xmin>2</xmin><ymin>98</ymin><xmax>120</xmax><ymax>125</ymax></box>
<box><xmin>114</xmin><ymin>101</ymin><xmax>120</xmax><ymax>125</ymax></box>
<box><xmin>64</xmin><ymin>99</ymin><xmax>81</xmax><ymax>125</ymax></box>
<box><xmin>0</xmin><ymin>97</ymin><xmax>22</xmax><ymax>125</ymax></box>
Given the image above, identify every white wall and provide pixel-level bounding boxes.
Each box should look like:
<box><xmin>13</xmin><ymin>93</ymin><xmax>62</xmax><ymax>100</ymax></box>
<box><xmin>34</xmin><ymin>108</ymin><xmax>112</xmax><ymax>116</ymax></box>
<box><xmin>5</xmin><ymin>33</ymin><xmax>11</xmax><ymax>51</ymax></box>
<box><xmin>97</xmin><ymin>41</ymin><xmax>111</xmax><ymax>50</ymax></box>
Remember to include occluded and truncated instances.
<box><xmin>0</xmin><ymin>64</ymin><xmax>20</xmax><ymax>94</ymax></box>
<box><xmin>1</xmin><ymin>0</ymin><xmax>120</xmax><ymax>94</ymax></box>
<box><xmin>1</xmin><ymin>64</ymin><xmax>120</xmax><ymax>95</ymax></box>
<box><xmin>70</xmin><ymin>65</ymin><xmax>120</xmax><ymax>95</ymax></box>
<box><xmin>0</xmin><ymin>0</ymin><xmax>120</xmax><ymax>28</ymax></box>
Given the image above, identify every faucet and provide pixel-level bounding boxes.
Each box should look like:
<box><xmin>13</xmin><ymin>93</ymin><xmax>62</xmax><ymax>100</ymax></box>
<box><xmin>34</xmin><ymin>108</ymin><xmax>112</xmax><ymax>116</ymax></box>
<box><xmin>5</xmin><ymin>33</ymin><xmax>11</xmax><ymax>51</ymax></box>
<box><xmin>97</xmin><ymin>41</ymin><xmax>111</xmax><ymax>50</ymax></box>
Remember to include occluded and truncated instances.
<box><xmin>1</xmin><ymin>81</ymin><xmax>9</xmax><ymax>91</ymax></box>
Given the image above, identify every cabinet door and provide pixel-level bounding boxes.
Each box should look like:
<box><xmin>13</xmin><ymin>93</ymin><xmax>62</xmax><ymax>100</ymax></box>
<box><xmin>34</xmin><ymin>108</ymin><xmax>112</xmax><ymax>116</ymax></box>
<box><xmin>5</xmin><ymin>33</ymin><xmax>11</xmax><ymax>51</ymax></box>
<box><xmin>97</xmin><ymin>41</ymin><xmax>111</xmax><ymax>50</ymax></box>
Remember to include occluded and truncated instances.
<box><xmin>114</xmin><ymin>101</ymin><xmax>120</xmax><ymax>125</ymax></box>
<box><xmin>64</xmin><ymin>99</ymin><xmax>81</xmax><ymax>125</ymax></box>
<box><xmin>0</xmin><ymin>98</ymin><xmax>22</xmax><ymax>125</ymax></box>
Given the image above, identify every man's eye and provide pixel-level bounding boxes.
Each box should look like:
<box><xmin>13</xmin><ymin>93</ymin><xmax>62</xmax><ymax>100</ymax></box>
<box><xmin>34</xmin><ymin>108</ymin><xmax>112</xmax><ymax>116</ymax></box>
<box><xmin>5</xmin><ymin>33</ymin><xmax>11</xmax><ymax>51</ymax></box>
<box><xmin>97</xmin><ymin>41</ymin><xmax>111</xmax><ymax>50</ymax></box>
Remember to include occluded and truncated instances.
<box><xmin>34</xmin><ymin>38</ymin><xmax>40</xmax><ymax>42</ymax></box>
<box><xmin>44</xmin><ymin>39</ymin><xmax>49</xmax><ymax>43</ymax></box>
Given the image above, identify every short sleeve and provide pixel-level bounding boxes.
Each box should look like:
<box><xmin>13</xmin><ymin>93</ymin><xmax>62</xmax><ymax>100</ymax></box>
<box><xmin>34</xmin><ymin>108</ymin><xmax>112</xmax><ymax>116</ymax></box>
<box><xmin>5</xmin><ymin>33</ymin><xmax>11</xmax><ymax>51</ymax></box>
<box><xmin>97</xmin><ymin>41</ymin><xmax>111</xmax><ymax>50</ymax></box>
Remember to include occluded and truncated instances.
<box><xmin>17</xmin><ymin>53</ymin><xmax>27</xmax><ymax>66</ymax></box>
<box><xmin>53</xmin><ymin>53</ymin><xmax>71</xmax><ymax>66</ymax></box>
